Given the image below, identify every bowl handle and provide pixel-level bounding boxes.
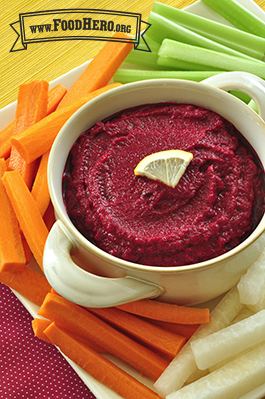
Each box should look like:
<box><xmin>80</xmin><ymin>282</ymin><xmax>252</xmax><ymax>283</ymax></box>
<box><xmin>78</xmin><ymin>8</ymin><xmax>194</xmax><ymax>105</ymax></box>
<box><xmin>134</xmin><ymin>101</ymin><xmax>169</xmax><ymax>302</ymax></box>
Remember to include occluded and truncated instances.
<box><xmin>43</xmin><ymin>220</ymin><xmax>163</xmax><ymax>308</ymax></box>
<box><xmin>201</xmin><ymin>71</ymin><xmax>265</xmax><ymax>121</ymax></box>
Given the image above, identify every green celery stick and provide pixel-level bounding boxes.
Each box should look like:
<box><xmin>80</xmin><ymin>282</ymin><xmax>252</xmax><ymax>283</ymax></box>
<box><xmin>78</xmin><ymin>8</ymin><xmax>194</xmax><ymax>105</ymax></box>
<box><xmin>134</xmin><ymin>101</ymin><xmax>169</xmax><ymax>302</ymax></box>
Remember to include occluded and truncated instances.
<box><xmin>147</xmin><ymin>12</ymin><xmax>261</xmax><ymax>61</ymax></box>
<box><xmin>152</xmin><ymin>1</ymin><xmax>265</xmax><ymax>60</ymax></box>
<box><xmin>229</xmin><ymin>91</ymin><xmax>251</xmax><ymax>104</ymax></box>
<box><xmin>124</xmin><ymin>36</ymin><xmax>172</xmax><ymax>70</ymax></box>
<box><xmin>157</xmin><ymin>39</ymin><xmax>265</xmax><ymax>79</ymax></box>
<box><xmin>201</xmin><ymin>0</ymin><xmax>265</xmax><ymax>38</ymax></box>
<box><xmin>113</xmin><ymin>69</ymin><xmax>224</xmax><ymax>84</ymax></box>
<box><xmin>248</xmin><ymin>99</ymin><xmax>259</xmax><ymax>113</ymax></box>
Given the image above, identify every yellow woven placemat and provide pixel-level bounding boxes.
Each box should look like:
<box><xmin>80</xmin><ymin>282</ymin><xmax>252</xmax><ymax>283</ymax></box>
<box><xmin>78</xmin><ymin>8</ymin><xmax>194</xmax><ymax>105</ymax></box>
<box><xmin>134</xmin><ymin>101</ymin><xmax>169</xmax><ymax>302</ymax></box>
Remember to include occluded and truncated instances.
<box><xmin>1</xmin><ymin>0</ymin><xmax>265</xmax><ymax>110</ymax></box>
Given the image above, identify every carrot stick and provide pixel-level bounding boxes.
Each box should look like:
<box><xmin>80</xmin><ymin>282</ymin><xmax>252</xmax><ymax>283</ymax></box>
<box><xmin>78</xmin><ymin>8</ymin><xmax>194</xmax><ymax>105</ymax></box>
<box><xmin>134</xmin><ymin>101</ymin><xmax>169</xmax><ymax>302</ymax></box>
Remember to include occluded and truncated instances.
<box><xmin>2</xmin><ymin>170</ymin><xmax>49</xmax><ymax>271</ymax></box>
<box><xmin>46</xmin><ymin>84</ymin><xmax>67</xmax><ymax>115</ymax></box>
<box><xmin>32</xmin><ymin>316</ymin><xmax>105</xmax><ymax>352</ymax></box>
<box><xmin>0</xmin><ymin>120</ymin><xmax>15</xmax><ymax>159</ymax></box>
<box><xmin>0</xmin><ymin>267</ymin><xmax>51</xmax><ymax>306</ymax></box>
<box><xmin>38</xmin><ymin>293</ymin><xmax>169</xmax><ymax>380</ymax></box>
<box><xmin>0</xmin><ymin>159</ymin><xmax>26</xmax><ymax>272</ymax></box>
<box><xmin>44</xmin><ymin>322</ymin><xmax>162</xmax><ymax>399</ymax></box>
<box><xmin>20</xmin><ymin>232</ymin><xmax>32</xmax><ymax>264</ymax></box>
<box><xmin>32</xmin><ymin>318</ymin><xmax>52</xmax><ymax>343</ymax></box>
<box><xmin>116</xmin><ymin>299</ymin><xmax>211</xmax><ymax>325</ymax></box>
<box><xmin>0</xmin><ymin>84</ymin><xmax>64</xmax><ymax>160</ymax></box>
<box><xmin>89</xmin><ymin>306</ymin><xmax>186</xmax><ymax>360</ymax></box>
<box><xmin>57</xmin><ymin>33</ymin><xmax>133</xmax><ymax>108</ymax></box>
<box><xmin>8</xmin><ymin>80</ymin><xmax>49</xmax><ymax>189</ymax></box>
<box><xmin>10</xmin><ymin>83</ymin><xmax>122</xmax><ymax>164</ymax></box>
<box><xmin>31</xmin><ymin>150</ymin><xmax>50</xmax><ymax>216</ymax></box>
<box><xmin>147</xmin><ymin>319</ymin><xmax>200</xmax><ymax>340</ymax></box>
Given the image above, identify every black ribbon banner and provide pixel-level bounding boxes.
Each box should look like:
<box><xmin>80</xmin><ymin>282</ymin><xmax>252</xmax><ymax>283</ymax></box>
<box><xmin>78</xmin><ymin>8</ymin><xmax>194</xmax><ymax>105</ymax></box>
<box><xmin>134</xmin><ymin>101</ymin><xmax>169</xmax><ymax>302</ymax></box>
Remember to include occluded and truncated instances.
<box><xmin>10</xmin><ymin>9</ymin><xmax>151</xmax><ymax>52</ymax></box>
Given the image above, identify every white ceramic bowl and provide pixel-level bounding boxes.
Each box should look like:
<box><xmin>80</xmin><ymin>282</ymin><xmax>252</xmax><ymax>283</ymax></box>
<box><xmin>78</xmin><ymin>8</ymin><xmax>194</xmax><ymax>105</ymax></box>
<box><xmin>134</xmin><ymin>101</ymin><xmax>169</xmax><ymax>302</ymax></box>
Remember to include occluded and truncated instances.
<box><xmin>44</xmin><ymin>71</ymin><xmax>265</xmax><ymax>307</ymax></box>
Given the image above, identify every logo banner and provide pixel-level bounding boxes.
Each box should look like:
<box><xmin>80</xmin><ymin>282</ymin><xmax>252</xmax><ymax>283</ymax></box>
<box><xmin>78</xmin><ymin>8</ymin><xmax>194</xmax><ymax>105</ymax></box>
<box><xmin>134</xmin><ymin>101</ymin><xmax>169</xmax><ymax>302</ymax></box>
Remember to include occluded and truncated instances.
<box><xmin>10</xmin><ymin>9</ymin><xmax>151</xmax><ymax>52</ymax></box>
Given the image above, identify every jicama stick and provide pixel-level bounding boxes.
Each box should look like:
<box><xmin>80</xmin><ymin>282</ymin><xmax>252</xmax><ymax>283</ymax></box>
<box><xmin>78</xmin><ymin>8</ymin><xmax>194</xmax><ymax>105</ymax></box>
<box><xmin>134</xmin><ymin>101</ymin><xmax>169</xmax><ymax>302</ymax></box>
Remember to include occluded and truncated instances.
<box><xmin>113</xmin><ymin>69</ymin><xmax>223</xmax><ymax>84</ymax></box>
<box><xmin>147</xmin><ymin>12</ymin><xmax>257</xmax><ymax>61</ymax></box>
<box><xmin>152</xmin><ymin>1</ymin><xmax>265</xmax><ymax>60</ymax></box>
<box><xmin>31</xmin><ymin>150</ymin><xmax>50</xmax><ymax>216</ymax></box>
<box><xmin>8</xmin><ymin>80</ymin><xmax>49</xmax><ymax>189</ymax></box>
<box><xmin>46</xmin><ymin>84</ymin><xmax>67</xmax><ymax>115</ymax></box>
<box><xmin>116</xmin><ymin>298</ymin><xmax>211</xmax><ymax>325</ymax></box>
<box><xmin>89</xmin><ymin>306</ymin><xmax>187</xmax><ymax>360</ymax></box>
<box><xmin>10</xmin><ymin>83</ymin><xmax>122</xmax><ymax>164</ymax></box>
<box><xmin>201</xmin><ymin>0</ymin><xmax>265</xmax><ymax>38</ymax></box>
<box><xmin>38</xmin><ymin>293</ymin><xmax>169</xmax><ymax>380</ymax></box>
<box><xmin>157</xmin><ymin>39</ymin><xmax>265</xmax><ymax>78</ymax></box>
<box><xmin>2</xmin><ymin>170</ymin><xmax>49</xmax><ymax>270</ymax></box>
<box><xmin>166</xmin><ymin>343</ymin><xmax>265</xmax><ymax>399</ymax></box>
<box><xmin>237</xmin><ymin>246</ymin><xmax>265</xmax><ymax>311</ymax></box>
<box><xmin>154</xmin><ymin>287</ymin><xmax>243</xmax><ymax>397</ymax></box>
<box><xmin>57</xmin><ymin>32</ymin><xmax>133</xmax><ymax>108</ymax></box>
<box><xmin>0</xmin><ymin>267</ymin><xmax>51</xmax><ymax>306</ymax></box>
<box><xmin>0</xmin><ymin>158</ymin><xmax>26</xmax><ymax>272</ymax></box>
<box><xmin>190</xmin><ymin>309</ymin><xmax>265</xmax><ymax>370</ymax></box>
<box><xmin>44</xmin><ymin>322</ymin><xmax>162</xmax><ymax>399</ymax></box>
<box><xmin>32</xmin><ymin>318</ymin><xmax>52</xmax><ymax>343</ymax></box>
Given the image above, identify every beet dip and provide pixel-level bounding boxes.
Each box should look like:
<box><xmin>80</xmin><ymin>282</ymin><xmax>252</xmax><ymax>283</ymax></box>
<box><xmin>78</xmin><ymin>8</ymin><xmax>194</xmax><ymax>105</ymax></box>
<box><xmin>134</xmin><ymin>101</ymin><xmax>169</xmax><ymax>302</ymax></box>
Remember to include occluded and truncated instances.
<box><xmin>62</xmin><ymin>103</ymin><xmax>265</xmax><ymax>266</ymax></box>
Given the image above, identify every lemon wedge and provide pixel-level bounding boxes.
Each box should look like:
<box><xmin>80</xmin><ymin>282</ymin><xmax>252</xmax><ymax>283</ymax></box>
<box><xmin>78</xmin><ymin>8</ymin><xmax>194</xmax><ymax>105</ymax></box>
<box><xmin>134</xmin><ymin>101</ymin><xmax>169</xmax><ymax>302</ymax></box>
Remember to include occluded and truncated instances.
<box><xmin>134</xmin><ymin>149</ymin><xmax>193</xmax><ymax>188</ymax></box>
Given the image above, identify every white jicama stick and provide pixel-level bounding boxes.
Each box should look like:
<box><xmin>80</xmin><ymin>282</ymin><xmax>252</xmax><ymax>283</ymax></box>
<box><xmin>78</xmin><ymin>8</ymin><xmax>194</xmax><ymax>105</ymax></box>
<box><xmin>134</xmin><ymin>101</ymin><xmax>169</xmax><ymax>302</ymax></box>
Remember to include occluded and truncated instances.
<box><xmin>166</xmin><ymin>343</ymin><xmax>265</xmax><ymax>399</ymax></box>
<box><xmin>208</xmin><ymin>341</ymin><xmax>262</xmax><ymax>372</ymax></box>
<box><xmin>237</xmin><ymin>246</ymin><xmax>265</xmax><ymax>308</ymax></box>
<box><xmin>154</xmin><ymin>286</ymin><xmax>243</xmax><ymax>397</ymax></box>
<box><xmin>230</xmin><ymin>305</ymin><xmax>255</xmax><ymax>324</ymax></box>
<box><xmin>191</xmin><ymin>309</ymin><xmax>265</xmax><ymax>370</ymax></box>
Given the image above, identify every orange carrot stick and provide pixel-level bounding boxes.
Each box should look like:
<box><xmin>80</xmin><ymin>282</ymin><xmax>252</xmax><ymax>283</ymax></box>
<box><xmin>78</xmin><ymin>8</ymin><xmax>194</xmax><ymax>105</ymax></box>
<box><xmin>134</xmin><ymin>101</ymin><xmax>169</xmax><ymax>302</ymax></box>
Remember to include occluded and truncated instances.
<box><xmin>58</xmin><ymin>33</ymin><xmax>132</xmax><ymax>108</ymax></box>
<box><xmin>44</xmin><ymin>322</ymin><xmax>161</xmax><ymax>399</ymax></box>
<box><xmin>0</xmin><ymin>267</ymin><xmax>51</xmax><ymax>306</ymax></box>
<box><xmin>32</xmin><ymin>316</ymin><xmax>105</xmax><ymax>352</ymax></box>
<box><xmin>0</xmin><ymin>84</ymin><xmax>65</xmax><ymax>160</ymax></box>
<box><xmin>8</xmin><ymin>80</ymin><xmax>49</xmax><ymax>189</ymax></box>
<box><xmin>31</xmin><ymin>150</ymin><xmax>50</xmax><ymax>216</ymax></box>
<box><xmin>10</xmin><ymin>83</ymin><xmax>122</xmax><ymax>164</ymax></box>
<box><xmin>38</xmin><ymin>293</ymin><xmax>169</xmax><ymax>380</ymax></box>
<box><xmin>0</xmin><ymin>159</ymin><xmax>26</xmax><ymax>272</ymax></box>
<box><xmin>147</xmin><ymin>319</ymin><xmax>200</xmax><ymax>340</ymax></box>
<box><xmin>32</xmin><ymin>318</ymin><xmax>52</xmax><ymax>343</ymax></box>
<box><xmin>46</xmin><ymin>84</ymin><xmax>67</xmax><ymax>115</ymax></box>
<box><xmin>89</xmin><ymin>306</ymin><xmax>186</xmax><ymax>360</ymax></box>
<box><xmin>116</xmin><ymin>299</ymin><xmax>211</xmax><ymax>325</ymax></box>
<box><xmin>2</xmin><ymin>170</ymin><xmax>49</xmax><ymax>271</ymax></box>
<box><xmin>0</xmin><ymin>120</ymin><xmax>16</xmax><ymax>158</ymax></box>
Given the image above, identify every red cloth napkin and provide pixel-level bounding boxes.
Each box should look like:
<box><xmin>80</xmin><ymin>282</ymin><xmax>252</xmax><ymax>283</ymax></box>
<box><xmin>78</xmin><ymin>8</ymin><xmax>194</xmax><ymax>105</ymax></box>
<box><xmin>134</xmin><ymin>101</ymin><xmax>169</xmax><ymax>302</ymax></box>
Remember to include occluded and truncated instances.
<box><xmin>0</xmin><ymin>283</ymin><xmax>97</xmax><ymax>399</ymax></box>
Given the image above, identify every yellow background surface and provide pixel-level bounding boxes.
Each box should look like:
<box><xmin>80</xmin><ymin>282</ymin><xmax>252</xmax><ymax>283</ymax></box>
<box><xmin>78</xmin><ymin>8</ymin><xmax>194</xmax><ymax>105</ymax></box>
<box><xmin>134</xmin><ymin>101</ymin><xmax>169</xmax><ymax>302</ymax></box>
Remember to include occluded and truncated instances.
<box><xmin>1</xmin><ymin>0</ymin><xmax>265</xmax><ymax>109</ymax></box>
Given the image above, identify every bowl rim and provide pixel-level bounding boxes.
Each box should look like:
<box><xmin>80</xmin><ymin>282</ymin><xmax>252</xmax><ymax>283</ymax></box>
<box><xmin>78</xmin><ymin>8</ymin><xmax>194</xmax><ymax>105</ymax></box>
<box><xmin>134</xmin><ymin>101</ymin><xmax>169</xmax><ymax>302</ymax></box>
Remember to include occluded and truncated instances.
<box><xmin>48</xmin><ymin>78</ymin><xmax>265</xmax><ymax>274</ymax></box>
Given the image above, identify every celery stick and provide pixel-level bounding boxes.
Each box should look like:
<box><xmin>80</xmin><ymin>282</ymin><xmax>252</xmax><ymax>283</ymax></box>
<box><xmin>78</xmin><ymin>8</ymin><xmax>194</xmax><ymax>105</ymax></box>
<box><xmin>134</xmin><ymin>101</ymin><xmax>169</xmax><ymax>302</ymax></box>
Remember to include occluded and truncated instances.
<box><xmin>147</xmin><ymin>12</ymin><xmax>260</xmax><ymax>61</ymax></box>
<box><xmin>152</xmin><ymin>1</ymin><xmax>265</xmax><ymax>60</ymax></box>
<box><xmin>248</xmin><ymin>99</ymin><xmax>259</xmax><ymax>114</ymax></box>
<box><xmin>201</xmin><ymin>0</ymin><xmax>265</xmax><ymax>38</ymax></box>
<box><xmin>157</xmin><ymin>55</ymin><xmax>223</xmax><ymax>71</ymax></box>
<box><xmin>113</xmin><ymin>69</ymin><xmax>224</xmax><ymax>84</ymax></box>
<box><xmin>124</xmin><ymin>36</ymin><xmax>171</xmax><ymax>70</ymax></box>
<box><xmin>158</xmin><ymin>39</ymin><xmax>265</xmax><ymax>79</ymax></box>
<box><xmin>229</xmin><ymin>91</ymin><xmax>251</xmax><ymax>104</ymax></box>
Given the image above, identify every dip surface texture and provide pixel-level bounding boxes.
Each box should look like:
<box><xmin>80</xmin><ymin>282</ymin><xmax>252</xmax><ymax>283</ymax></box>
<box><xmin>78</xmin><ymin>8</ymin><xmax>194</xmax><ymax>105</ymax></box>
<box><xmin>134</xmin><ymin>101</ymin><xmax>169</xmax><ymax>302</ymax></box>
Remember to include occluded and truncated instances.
<box><xmin>63</xmin><ymin>103</ymin><xmax>264</xmax><ymax>266</ymax></box>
